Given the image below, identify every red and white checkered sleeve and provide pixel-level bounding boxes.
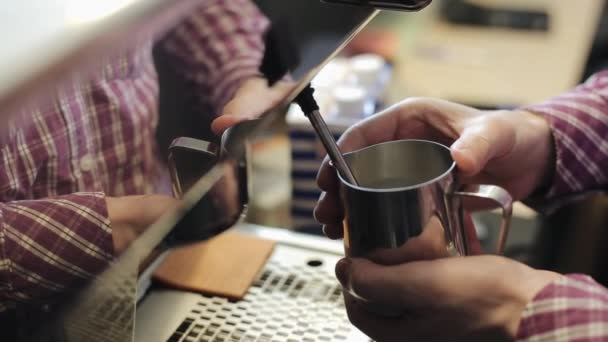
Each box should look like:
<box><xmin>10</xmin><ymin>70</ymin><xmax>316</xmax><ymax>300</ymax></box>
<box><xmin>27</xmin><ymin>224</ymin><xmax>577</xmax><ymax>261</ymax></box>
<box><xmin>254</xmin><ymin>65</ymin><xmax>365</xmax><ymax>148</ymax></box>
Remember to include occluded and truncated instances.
<box><xmin>517</xmin><ymin>274</ymin><xmax>608</xmax><ymax>341</ymax></box>
<box><xmin>159</xmin><ymin>0</ymin><xmax>269</xmax><ymax>114</ymax></box>
<box><xmin>524</xmin><ymin>71</ymin><xmax>608</xmax><ymax>199</ymax></box>
<box><xmin>0</xmin><ymin>192</ymin><xmax>114</xmax><ymax>311</ymax></box>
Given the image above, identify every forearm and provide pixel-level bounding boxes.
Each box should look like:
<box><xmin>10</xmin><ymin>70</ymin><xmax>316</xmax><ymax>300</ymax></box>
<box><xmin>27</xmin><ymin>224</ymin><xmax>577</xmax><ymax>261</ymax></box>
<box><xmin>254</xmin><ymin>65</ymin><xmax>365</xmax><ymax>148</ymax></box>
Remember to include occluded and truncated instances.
<box><xmin>517</xmin><ymin>274</ymin><xmax>608</xmax><ymax>340</ymax></box>
<box><xmin>159</xmin><ymin>0</ymin><xmax>269</xmax><ymax>113</ymax></box>
<box><xmin>525</xmin><ymin>71</ymin><xmax>608</xmax><ymax>199</ymax></box>
<box><xmin>0</xmin><ymin>192</ymin><xmax>113</xmax><ymax>311</ymax></box>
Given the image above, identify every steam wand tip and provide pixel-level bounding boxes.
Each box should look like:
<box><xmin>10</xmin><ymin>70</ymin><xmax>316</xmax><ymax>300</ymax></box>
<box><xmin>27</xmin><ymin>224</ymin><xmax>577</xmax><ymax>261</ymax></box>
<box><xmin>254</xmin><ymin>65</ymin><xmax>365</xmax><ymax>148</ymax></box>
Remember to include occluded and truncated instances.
<box><xmin>294</xmin><ymin>84</ymin><xmax>359</xmax><ymax>185</ymax></box>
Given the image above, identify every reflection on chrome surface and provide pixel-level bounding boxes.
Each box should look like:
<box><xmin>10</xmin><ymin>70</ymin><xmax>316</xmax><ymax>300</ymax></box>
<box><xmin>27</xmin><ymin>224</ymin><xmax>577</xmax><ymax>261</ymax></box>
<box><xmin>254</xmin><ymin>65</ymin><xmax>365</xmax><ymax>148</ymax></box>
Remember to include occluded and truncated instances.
<box><xmin>28</xmin><ymin>1</ymin><xmax>379</xmax><ymax>341</ymax></box>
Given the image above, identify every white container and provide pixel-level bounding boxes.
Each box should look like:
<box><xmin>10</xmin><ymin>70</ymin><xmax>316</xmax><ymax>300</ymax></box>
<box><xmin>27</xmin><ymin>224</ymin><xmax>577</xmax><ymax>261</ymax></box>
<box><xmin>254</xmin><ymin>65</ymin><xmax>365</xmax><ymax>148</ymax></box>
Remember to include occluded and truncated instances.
<box><xmin>349</xmin><ymin>53</ymin><xmax>392</xmax><ymax>108</ymax></box>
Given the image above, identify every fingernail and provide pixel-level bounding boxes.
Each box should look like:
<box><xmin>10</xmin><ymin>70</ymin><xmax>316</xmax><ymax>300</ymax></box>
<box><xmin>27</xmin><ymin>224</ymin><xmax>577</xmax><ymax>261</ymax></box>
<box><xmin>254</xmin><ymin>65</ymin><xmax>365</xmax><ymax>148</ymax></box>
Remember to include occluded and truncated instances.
<box><xmin>335</xmin><ymin>258</ymin><xmax>352</xmax><ymax>286</ymax></box>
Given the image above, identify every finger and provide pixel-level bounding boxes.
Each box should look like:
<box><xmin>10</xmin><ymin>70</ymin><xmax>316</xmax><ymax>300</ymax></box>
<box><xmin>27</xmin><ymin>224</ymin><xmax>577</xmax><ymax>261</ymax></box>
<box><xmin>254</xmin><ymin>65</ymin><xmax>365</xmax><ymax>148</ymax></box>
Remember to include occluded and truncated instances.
<box><xmin>341</xmin><ymin>96</ymin><xmax>472</xmax><ymax>150</ymax></box>
<box><xmin>335</xmin><ymin>258</ymin><xmax>411</xmax><ymax>307</ymax></box>
<box><xmin>322</xmin><ymin>224</ymin><xmax>343</xmax><ymax>240</ymax></box>
<box><xmin>317</xmin><ymin>157</ymin><xmax>339</xmax><ymax>193</ymax></box>
<box><xmin>214</xmin><ymin>79</ymin><xmax>295</xmax><ymax>134</ymax></box>
<box><xmin>342</xmin><ymin>292</ymin><xmax>407</xmax><ymax>342</ymax></box>
<box><xmin>326</xmin><ymin>99</ymin><xmax>427</xmax><ymax>160</ymax></box>
<box><xmin>211</xmin><ymin>115</ymin><xmax>252</xmax><ymax>135</ymax></box>
<box><xmin>458</xmin><ymin>172</ymin><xmax>506</xmax><ymax>188</ymax></box>
<box><xmin>316</xmin><ymin>107</ymin><xmax>415</xmax><ymax>194</ymax></box>
<box><xmin>116</xmin><ymin>195</ymin><xmax>179</xmax><ymax>234</ymax></box>
<box><xmin>336</xmin><ymin>103</ymin><xmax>409</xmax><ymax>152</ymax></box>
<box><xmin>336</xmin><ymin>257</ymin><xmax>440</xmax><ymax>310</ymax></box>
<box><xmin>318</xmin><ymin>98</ymin><xmax>464</xmax><ymax>192</ymax></box>
<box><xmin>450</xmin><ymin>117</ymin><xmax>515</xmax><ymax>176</ymax></box>
<box><xmin>315</xmin><ymin>162</ymin><xmax>344</xmax><ymax>240</ymax></box>
<box><xmin>313</xmin><ymin>191</ymin><xmax>342</xmax><ymax>225</ymax></box>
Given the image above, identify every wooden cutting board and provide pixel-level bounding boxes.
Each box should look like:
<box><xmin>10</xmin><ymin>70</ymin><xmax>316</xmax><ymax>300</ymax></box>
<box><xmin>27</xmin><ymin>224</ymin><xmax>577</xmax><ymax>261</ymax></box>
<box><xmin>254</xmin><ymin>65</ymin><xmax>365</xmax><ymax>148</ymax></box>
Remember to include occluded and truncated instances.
<box><xmin>153</xmin><ymin>231</ymin><xmax>275</xmax><ymax>300</ymax></box>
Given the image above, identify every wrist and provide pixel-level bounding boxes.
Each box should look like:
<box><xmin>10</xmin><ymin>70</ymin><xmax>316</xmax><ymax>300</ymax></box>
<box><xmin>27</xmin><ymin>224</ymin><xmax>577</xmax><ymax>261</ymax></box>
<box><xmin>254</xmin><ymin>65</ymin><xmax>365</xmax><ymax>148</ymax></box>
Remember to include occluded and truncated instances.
<box><xmin>107</xmin><ymin>196</ymin><xmax>138</xmax><ymax>255</ymax></box>
<box><xmin>108</xmin><ymin>194</ymin><xmax>178</xmax><ymax>255</ymax></box>
<box><xmin>501</xmin><ymin>264</ymin><xmax>562</xmax><ymax>337</ymax></box>
<box><xmin>519</xmin><ymin>109</ymin><xmax>556</xmax><ymax>197</ymax></box>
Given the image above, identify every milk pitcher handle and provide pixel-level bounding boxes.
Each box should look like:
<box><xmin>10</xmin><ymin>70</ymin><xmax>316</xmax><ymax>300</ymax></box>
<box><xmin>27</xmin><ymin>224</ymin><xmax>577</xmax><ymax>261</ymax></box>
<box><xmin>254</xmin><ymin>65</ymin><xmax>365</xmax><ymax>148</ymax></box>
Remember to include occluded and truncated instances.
<box><xmin>454</xmin><ymin>185</ymin><xmax>513</xmax><ymax>255</ymax></box>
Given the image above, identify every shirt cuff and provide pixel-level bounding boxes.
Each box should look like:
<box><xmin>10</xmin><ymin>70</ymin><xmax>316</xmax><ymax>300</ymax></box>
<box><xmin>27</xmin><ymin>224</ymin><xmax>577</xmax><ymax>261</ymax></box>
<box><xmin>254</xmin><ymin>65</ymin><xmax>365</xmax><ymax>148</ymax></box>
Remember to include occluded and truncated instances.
<box><xmin>524</xmin><ymin>104</ymin><xmax>579</xmax><ymax>199</ymax></box>
<box><xmin>517</xmin><ymin>274</ymin><xmax>608</xmax><ymax>341</ymax></box>
<box><xmin>0</xmin><ymin>192</ymin><xmax>114</xmax><ymax>305</ymax></box>
<box><xmin>522</xmin><ymin>102</ymin><xmax>608</xmax><ymax>214</ymax></box>
<box><xmin>211</xmin><ymin>62</ymin><xmax>264</xmax><ymax>115</ymax></box>
<box><xmin>521</xmin><ymin>71</ymin><xmax>608</xmax><ymax>204</ymax></box>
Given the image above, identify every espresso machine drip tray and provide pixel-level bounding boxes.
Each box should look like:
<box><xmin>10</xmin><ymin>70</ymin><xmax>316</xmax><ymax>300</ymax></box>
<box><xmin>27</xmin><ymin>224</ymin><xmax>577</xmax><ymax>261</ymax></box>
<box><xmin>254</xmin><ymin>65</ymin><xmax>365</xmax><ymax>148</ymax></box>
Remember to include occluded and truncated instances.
<box><xmin>135</xmin><ymin>226</ymin><xmax>370</xmax><ymax>342</ymax></box>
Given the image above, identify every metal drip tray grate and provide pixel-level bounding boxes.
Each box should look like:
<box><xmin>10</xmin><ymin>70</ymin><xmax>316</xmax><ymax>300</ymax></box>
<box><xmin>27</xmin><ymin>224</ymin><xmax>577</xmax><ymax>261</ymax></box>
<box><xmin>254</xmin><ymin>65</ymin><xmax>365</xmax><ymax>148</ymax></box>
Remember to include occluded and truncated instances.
<box><xmin>159</xmin><ymin>244</ymin><xmax>368</xmax><ymax>342</ymax></box>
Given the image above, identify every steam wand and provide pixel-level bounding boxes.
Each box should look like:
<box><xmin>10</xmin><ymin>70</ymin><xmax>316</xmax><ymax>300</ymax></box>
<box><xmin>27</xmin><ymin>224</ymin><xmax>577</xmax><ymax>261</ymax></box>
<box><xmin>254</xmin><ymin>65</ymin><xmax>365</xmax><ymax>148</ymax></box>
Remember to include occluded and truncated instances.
<box><xmin>294</xmin><ymin>85</ymin><xmax>359</xmax><ymax>186</ymax></box>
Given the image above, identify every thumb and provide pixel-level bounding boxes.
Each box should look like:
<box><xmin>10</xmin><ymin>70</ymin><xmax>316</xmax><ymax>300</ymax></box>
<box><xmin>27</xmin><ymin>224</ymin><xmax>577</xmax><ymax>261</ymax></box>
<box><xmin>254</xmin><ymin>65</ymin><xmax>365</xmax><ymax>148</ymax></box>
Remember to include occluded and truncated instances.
<box><xmin>450</xmin><ymin>119</ymin><xmax>514</xmax><ymax>176</ymax></box>
<box><xmin>211</xmin><ymin>115</ymin><xmax>251</xmax><ymax>135</ymax></box>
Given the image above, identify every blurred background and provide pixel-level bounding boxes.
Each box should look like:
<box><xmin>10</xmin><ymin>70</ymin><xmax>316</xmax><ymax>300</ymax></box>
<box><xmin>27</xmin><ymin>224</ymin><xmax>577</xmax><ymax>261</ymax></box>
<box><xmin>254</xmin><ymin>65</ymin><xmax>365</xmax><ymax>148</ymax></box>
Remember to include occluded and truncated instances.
<box><xmin>159</xmin><ymin>0</ymin><xmax>608</xmax><ymax>285</ymax></box>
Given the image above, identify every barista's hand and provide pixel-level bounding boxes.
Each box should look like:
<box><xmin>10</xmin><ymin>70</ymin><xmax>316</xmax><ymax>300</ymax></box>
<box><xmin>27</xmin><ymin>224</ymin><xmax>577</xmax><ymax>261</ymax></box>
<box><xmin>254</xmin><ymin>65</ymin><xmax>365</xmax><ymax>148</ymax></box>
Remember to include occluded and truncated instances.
<box><xmin>336</xmin><ymin>256</ymin><xmax>561</xmax><ymax>342</ymax></box>
<box><xmin>315</xmin><ymin>98</ymin><xmax>554</xmax><ymax>239</ymax></box>
<box><xmin>212</xmin><ymin>77</ymin><xmax>294</xmax><ymax>134</ymax></box>
<box><xmin>107</xmin><ymin>195</ymin><xmax>178</xmax><ymax>255</ymax></box>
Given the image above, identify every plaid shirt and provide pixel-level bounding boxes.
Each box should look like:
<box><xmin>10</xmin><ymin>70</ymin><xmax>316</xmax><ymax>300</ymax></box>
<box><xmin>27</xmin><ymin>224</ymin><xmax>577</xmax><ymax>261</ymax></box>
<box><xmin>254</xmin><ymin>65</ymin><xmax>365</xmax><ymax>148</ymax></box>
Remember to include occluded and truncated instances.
<box><xmin>517</xmin><ymin>71</ymin><xmax>608</xmax><ymax>340</ymax></box>
<box><xmin>0</xmin><ymin>0</ymin><xmax>267</xmax><ymax>311</ymax></box>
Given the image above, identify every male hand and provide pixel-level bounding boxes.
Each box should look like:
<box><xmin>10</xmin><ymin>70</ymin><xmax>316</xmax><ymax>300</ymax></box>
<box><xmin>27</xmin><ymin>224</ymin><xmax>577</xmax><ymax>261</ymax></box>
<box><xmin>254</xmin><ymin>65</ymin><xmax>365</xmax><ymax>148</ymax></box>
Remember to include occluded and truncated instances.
<box><xmin>315</xmin><ymin>98</ymin><xmax>554</xmax><ymax>239</ymax></box>
<box><xmin>106</xmin><ymin>194</ymin><xmax>178</xmax><ymax>255</ymax></box>
<box><xmin>212</xmin><ymin>77</ymin><xmax>294</xmax><ymax>134</ymax></box>
<box><xmin>336</xmin><ymin>255</ymin><xmax>561</xmax><ymax>341</ymax></box>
